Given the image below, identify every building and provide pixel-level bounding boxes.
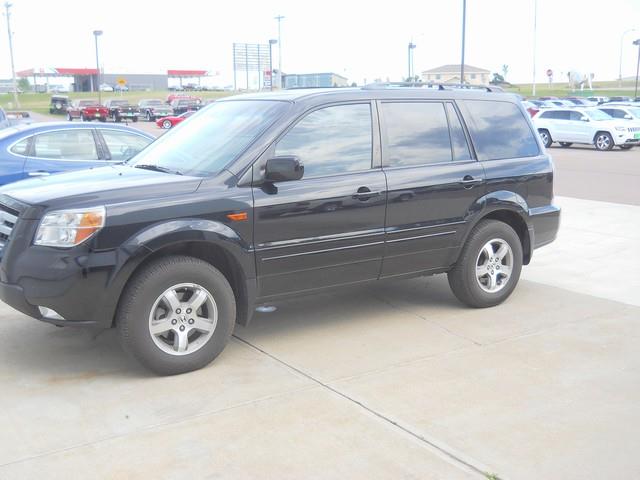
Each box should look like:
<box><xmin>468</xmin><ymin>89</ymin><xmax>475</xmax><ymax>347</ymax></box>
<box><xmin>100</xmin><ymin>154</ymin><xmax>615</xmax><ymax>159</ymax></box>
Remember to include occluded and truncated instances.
<box><xmin>283</xmin><ymin>72</ymin><xmax>348</xmax><ymax>89</ymax></box>
<box><xmin>421</xmin><ymin>64</ymin><xmax>490</xmax><ymax>85</ymax></box>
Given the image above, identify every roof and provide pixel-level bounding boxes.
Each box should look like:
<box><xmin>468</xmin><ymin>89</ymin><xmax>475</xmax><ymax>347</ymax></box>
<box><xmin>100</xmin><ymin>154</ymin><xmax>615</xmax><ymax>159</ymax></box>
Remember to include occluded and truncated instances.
<box><xmin>221</xmin><ymin>87</ymin><xmax>516</xmax><ymax>104</ymax></box>
<box><xmin>0</xmin><ymin>122</ymin><xmax>155</xmax><ymax>139</ymax></box>
<box><xmin>422</xmin><ymin>64</ymin><xmax>490</xmax><ymax>74</ymax></box>
<box><xmin>17</xmin><ymin>67</ymin><xmax>98</xmax><ymax>77</ymax></box>
<box><xmin>55</xmin><ymin>68</ymin><xmax>99</xmax><ymax>75</ymax></box>
<box><xmin>167</xmin><ymin>70</ymin><xmax>208</xmax><ymax>77</ymax></box>
<box><xmin>284</xmin><ymin>72</ymin><xmax>349</xmax><ymax>81</ymax></box>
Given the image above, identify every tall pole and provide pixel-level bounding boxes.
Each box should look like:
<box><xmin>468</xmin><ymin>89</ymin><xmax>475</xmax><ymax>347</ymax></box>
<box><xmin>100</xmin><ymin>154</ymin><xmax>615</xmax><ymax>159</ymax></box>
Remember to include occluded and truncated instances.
<box><xmin>4</xmin><ymin>2</ymin><xmax>19</xmax><ymax>108</ymax></box>
<box><xmin>93</xmin><ymin>30</ymin><xmax>103</xmax><ymax>104</ymax></box>
<box><xmin>269</xmin><ymin>39</ymin><xmax>277</xmax><ymax>91</ymax></box>
<box><xmin>275</xmin><ymin>15</ymin><xmax>284</xmax><ymax>88</ymax></box>
<box><xmin>532</xmin><ymin>0</ymin><xmax>537</xmax><ymax>96</ymax></box>
<box><xmin>634</xmin><ymin>39</ymin><xmax>640</xmax><ymax>99</ymax></box>
<box><xmin>407</xmin><ymin>42</ymin><xmax>416</xmax><ymax>80</ymax></box>
<box><xmin>460</xmin><ymin>0</ymin><xmax>466</xmax><ymax>86</ymax></box>
<box><xmin>620</xmin><ymin>29</ymin><xmax>637</xmax><ymax>87</ymax></box>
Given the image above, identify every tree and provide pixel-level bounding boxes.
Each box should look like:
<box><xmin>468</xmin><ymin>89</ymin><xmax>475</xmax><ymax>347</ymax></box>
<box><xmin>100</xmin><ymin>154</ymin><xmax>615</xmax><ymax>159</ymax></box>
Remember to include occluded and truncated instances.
<box><xmin>501</xmin><ymin>64</ymin><xmax>509</xmax><ymax>80</ymax></box>
<box><xmin>491</xmin><ymin>73</ymin><xmax>505</xmax><ymax>85</ymax></box>
<box><xmin>17</xmin><ymin>77</ymin><xmax>30</xmax><ymax>92</ymax></box>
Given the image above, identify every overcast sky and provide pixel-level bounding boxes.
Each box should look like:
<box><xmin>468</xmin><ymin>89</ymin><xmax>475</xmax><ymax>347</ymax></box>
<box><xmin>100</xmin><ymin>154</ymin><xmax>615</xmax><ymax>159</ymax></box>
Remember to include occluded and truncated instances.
<box><xmin>1</xmin><ymin>0</ymin><xmax>638</xmax><ymax>86</ymax></box>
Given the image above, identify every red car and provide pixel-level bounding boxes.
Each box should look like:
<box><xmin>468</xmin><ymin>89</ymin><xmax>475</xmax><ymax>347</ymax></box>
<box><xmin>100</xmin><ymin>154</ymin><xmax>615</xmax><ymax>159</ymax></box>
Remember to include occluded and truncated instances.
<box><xmin>156</xmin><ymin>110</ymin><xmax>196</xmax><ymax>129</ymax></box>
<box><xmin>67</xmin><ymin>99</ymin><xmax>109</xmax><ymax>122</ymax></box>
<box><xmin>166</xmin><ymin>93</ymin><xmax>201</xmax><ymax>105</ymax></box>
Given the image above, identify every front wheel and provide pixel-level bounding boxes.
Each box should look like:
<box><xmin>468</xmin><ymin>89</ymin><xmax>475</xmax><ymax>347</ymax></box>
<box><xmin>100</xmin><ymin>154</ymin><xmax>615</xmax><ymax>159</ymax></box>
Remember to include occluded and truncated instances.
<box><xmin>594</xmin><ymin>132</ymin><xmax>614</xmax><ymax>151</ymax></box>
<box><xmin>117</xmin><ymin>256</ymin><xmax>236</xmax><ymax>375</ymax></box>
<box><xmin>538</xmin><ymin>129</ymin><xmax>552</xmax><ymax>148</ymax></box>
<box><xmin>447</xmin><ymin>220</ymin><xmax>523</xmax><ymax>308</ymax></box>
<box><xmin>162</xmin><ymin>119</ymin><xmax>172</xmax><ymax>129</ymax></box>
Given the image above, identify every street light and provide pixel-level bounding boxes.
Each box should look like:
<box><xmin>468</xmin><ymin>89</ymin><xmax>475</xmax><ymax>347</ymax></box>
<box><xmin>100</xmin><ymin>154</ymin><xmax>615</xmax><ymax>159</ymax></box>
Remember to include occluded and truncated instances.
<box><xmin>619</xmin><ymin>28</ymin><xmax>637</xmax><ymax>87</ymax></box>
<box><xmin>460</xmin><ymin>0</ymin><xmax>467</xmax><ymax>86</ymax></box>
<box><xmin>407</xmin><ymin>42</ymin><xmax>416</xmax><ymax>81</ymax></box>
<box><xmin>93</xmin><ymin>30</ymin><xmax>103</xmax><ymax>103</ymax></box>
<box><xmin>274</xmin><ymin>15</ymin><xmax>284</xmax><ymax>88</ymax></box>
<box><xmin>634</xmin><ymin>39</ymin><xmax>640</xmax><ymax>99</ymax></box>
<box><xmin>4</xmin><ymin>2</ymin><xmax>19</xmax><ymax>108</ymax></box>
<box><xmin>269</xmin><ymin>39</ymin><xmax>277</xmax><ymax>91</ymax></box>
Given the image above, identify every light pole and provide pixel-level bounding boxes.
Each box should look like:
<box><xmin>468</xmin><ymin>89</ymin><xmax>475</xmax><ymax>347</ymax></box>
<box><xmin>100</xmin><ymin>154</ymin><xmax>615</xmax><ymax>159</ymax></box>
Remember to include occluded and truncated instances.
<box><xmin>634</xmin><ymin>39</ymin><xmax>640</xmax><ymax>99</ymax></box>
<box><xmin>93</xmin><ymin>30</ymin><xmax>103</xmax><ymax>103</ymax></box>
<box><xmin>4</xmin><ymin>2</ymin><xmax>19</xmax><ymax>108</ymax></box>
<box><xmin>274</xmin><ymin>15</ymin><xmax>284</xmax><ymax>88</ymax></box>
<box><xmin>269</xmin><ymin>39</ymin><xmax>277</xmax><ymax>91</ymax></box>
<box><xmin>460</xmin><ymin>0</ymin><xmax>466</xmax><ymax>85</ymax></box>
<box><xmin>531</xmin><ymin>0</ymin><xmax>537</xmax><ymax>96</ymax></box>
<box><xmin>619</xmin><ymin>29</ymin><xmax>637</xmax><ymax>87</ymax></box>
<box><xmin>407</xmin><ymin>42</ymin><xmax>416</xmax><ymax>81</ymax></box>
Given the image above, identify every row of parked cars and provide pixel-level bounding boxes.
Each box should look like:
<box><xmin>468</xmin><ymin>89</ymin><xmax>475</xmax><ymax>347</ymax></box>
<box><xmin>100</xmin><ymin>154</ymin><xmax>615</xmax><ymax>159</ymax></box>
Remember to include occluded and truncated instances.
<box><xmin>49</xmin><ymin>94</ymin><xmax>203</xmax><ymax>128</ymax></box>
<box><xmin>522</xmin><ymin>96</ymin><xmax>640</xmax><ymax>151</ymax></box>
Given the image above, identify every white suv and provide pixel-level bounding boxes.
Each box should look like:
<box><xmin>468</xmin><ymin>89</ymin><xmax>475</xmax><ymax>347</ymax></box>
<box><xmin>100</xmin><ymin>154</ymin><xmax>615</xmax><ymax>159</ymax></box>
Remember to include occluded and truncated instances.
<box><xmin>533</xmin><ymin>107</ymin><xmax>640</xmax><ymax>151</ymax></box>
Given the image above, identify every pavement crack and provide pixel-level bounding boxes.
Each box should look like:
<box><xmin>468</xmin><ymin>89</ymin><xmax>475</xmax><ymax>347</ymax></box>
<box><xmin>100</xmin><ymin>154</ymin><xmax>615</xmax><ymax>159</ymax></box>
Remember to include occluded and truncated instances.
<box><xmin>232</xmin><ymin>333</ymin><xmax>496</xmax><ymax>479</ymax></box>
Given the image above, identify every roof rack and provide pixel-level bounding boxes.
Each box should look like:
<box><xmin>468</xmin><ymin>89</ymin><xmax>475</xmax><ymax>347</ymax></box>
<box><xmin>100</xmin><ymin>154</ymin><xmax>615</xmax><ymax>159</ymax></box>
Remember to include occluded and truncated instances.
<box><xmin>361</xmin><ymin>82</ymin><xmax>504</xmax><ymax>93</ymax></box>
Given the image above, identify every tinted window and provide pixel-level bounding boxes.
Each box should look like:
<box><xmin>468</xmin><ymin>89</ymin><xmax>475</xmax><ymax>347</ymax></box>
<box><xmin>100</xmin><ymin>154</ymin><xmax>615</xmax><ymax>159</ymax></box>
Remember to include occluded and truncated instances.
<box><xmin>540</xmin><ymin>111</ymin><xmax>556</xmax><ymax>119</ymax></box>
<box><xmin>555</xmin><ymin>110</ymin><xmax>571</xmax><ymax>120</ymax></box>
<box><xmin>601</xmin><ymin>109</ymin><xmax>624</xmax><ymax>119</ymax></box>
<box><xmin>100</xmin><ymin>130</ymin><xmax>151</xmax><ymax>161</ymax></box>
<box><xmin>33</xmin><ymin>130</ymin><xmax>98</xmax><ymax>160</ymax></box>
<box><xmin>10</xmin><ymin>138</ymin><xmax>29</xmax><ymax>155</ymax></box>
<box><xmin>463</xmin><ymin>100</ymin><xmax>539</xmax><ymax>160</ymax></box>
<box><xmin>446</xmin><ymin>103</ymin><xmax>472</xmax><ymax>161</ymax></box>
<box><xmin>382</xmin><ymin>102</ymin><xmax>451</xmax><ymax>167</ymax></box>
<box><xmin>275</xmin><ymin>103</ymin><xmax>372</xmax><ymax>177</ymax></box>
<box><xmin>569</xmin><ymin>111</ymin><xmax>584</xmax><ymax>121</ymax></box>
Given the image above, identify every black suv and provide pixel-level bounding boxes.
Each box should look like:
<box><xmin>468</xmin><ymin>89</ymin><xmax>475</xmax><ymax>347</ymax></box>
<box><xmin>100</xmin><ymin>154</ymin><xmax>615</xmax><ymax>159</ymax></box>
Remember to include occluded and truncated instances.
<box><xmin>0</xmin><ymin>87</ymin><xmax>560</xmax><ymax>375</ymax></box>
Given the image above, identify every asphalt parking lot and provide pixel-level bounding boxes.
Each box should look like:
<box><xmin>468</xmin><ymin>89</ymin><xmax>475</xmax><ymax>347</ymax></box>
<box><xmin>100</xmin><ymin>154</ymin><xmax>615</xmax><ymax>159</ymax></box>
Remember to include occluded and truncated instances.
<box><xmin>0</xmin><ymin>117</ymin><xmax>639</xmax><ymax>478</ymax></box>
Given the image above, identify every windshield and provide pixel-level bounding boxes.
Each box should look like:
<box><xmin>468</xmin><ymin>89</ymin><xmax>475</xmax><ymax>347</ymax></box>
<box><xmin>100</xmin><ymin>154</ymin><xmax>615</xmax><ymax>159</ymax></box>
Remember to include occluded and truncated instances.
<box><xmin>585</xmin><ymin>109</ymin><xmax>612</xmax><ymax>121</ymax></box>
<box><xmin>628</xmin><ymin>108</ymin><xmax>640</xmax><ymax>118</ymax></box>
<box><xmin>128</xmin><ymin>100</ymin><xmax>288</xmax><ymax>176</ymax></box>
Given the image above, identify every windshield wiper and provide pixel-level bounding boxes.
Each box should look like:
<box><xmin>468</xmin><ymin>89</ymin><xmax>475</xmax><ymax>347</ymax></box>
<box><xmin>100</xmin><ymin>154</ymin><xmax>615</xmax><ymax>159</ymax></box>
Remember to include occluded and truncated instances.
<box><xmin>133</xmin><ymin>164</ymin><xmax>182</xmax><ymax>175</ymax></box>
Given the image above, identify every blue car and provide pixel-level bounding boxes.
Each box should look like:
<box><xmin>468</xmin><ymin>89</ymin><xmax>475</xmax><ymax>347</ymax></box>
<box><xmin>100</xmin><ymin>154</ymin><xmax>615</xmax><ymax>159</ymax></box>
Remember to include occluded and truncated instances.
<box><xmin>0</xmin><ymin>122</ymin><xmax>155</xmax><ymax>186</ymax></box>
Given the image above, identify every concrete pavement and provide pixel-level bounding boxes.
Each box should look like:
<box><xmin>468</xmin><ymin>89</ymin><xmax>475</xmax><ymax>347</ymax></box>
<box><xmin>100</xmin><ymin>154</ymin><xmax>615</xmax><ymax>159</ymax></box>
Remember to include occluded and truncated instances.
<box><xmin>0</xmin><ymin>194</ymin><xmax>639</xmax><ymax>479</ymax></box>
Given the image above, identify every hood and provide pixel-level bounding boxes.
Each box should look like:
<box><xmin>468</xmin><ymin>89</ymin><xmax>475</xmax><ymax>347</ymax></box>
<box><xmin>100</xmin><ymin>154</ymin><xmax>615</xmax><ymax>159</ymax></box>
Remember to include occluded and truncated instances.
<box><xmin>0</xmin><ymin>164</ymin><xmax>202</xmax><ymax>218</ymax></box>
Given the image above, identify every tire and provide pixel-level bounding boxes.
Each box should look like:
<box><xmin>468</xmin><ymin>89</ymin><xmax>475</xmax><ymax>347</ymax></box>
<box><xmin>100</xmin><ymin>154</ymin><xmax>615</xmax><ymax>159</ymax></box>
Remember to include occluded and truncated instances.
<box><xmin>538</xmin><ymin>129</ymin><xmax>552</xmax><ymax>148</ymax></box>
<box><xmin>115</xmin><ymin>115</ymin><xmax>121</xmax><ymax>123</ymax></box>
<box><xmin>81</xmin><ymin>113</ymin><xmax>88</xmax><ymax>122</ymax></box>
<box><xmin>620</xmin><ymin>145</ymin><xmax>633</xmax><ymax>150</ymax></box>
<box><xmin>162</xmin><ymin>119</ymin><xmax>172</xmax><ymax>129</ymax></box>
<box><xmin>67</xmin><ymin>112</ymin><xmax>73</xmax><ymax>121</ymax></box>
<box><xmin>98</xmin><ymin>117</ymin><xmax>106</xmax><ymax>123</ymax></box>
<box><xmin>117</xmin><ymin>256</ymin><xmax>236</xmax><ymax>375</ymax></box>
<box><xmin>447</xmin><ymin>220</ymin><xmax>523</xmax><ymax>308</ymax></box>
<box><xmin>594</xmin><ymin>132</ymin><xmax>614</xmax><ymax>151</ymax></box>
<box><xmin>146</xmin><ymin>111</ymin><xmax>152</xmax><ymax>121</ymax></box>
<box><xmin>132</xmin><ymin>116</ymin><xmax>138</xmax><ymax>123</ymax></box>
<box><xmin>559</xmin><ymin>142</ymin><xmax>573</xmax><ymax>147</ymax></box>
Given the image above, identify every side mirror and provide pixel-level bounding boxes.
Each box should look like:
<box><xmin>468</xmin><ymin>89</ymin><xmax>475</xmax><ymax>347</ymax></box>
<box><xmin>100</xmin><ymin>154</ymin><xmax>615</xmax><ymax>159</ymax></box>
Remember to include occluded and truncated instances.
<box><xmin>624</xmin><ymin>114</ymin><xmax>633</xmax><ymax>120</ymax></box>
<box><xmin>265</xmin><ymin>156</ymin><xmax>304</xmax><ymax>183</ymax></box>
<box><xmin>581</xmin><ymin>116</ymin><xmax>590</xmax><ymax>122</ymax></box>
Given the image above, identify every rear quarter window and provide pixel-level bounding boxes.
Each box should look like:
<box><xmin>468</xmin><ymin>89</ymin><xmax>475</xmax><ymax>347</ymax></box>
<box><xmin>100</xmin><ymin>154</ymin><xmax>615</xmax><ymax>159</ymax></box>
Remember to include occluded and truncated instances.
<box><xmin>462</xmin><ymin>100</ymin><xmax>539</xmax><ymax>161</ymax></box>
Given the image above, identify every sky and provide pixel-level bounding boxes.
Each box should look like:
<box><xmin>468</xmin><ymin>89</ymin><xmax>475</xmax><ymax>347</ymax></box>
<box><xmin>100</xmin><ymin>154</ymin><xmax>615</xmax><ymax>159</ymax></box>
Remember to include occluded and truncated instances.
<box><xmin>0</xmin><ymin>0</ymin><xmax>638</xmax><ymax>87</ymax></box>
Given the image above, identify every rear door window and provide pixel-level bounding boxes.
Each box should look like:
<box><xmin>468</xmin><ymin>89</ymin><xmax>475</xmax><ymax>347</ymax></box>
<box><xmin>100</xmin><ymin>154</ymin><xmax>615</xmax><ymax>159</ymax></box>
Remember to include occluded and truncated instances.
<box><xmin>33</xmin><ymin>130</ymin><xmax>99</xmax><ymax>160</ymax></box>
<box><xmin>100</xmin><ymin>130</ymin><xmax>151</xmax><ymax>161</ymax></box>
<box><xmin>381</xmin><ymin>102</ymin><xmax>452</xmax><ymax>167</ymax></box>
<box><xmin>463</xmin><ymin>100</ymin><xmax>540</xmax><ymax>160</ymax></box>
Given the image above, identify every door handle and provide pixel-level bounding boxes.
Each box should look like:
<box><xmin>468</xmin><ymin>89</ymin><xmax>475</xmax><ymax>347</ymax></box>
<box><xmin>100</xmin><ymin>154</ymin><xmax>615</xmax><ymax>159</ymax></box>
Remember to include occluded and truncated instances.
<box><xmin>28</xmin><ymin>171</ymin><xmax>50</xmax><ymax>177</ymax></box>
<box><xmin>352</xmin><ymin>187</ymin><xmax>381</xmax><ymax>200</ymax></box>
<box><xmin>460</xmin><ymin>175</ymin><xmax>482</xmax><ymax>188</ymax></box>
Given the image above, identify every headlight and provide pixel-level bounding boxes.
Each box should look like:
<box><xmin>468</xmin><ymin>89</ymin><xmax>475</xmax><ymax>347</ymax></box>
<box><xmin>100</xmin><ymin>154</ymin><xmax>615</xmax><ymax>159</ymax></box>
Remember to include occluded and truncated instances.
<box><xmin>615</xmin><ymin>126</ymin><xmax>627</xmax><ymax>131</ymax></box>
<box><xmin>35</xmin><ymin>207</ymin><xmax>106</xmax><ymax>248</ymax></box>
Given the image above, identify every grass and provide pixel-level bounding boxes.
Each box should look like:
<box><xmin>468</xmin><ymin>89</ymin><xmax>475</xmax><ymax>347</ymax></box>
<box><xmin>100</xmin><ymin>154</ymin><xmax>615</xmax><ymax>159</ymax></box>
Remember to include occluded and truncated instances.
<box><xmin>0</xmin><ymin>90</ymin><xmax>235</xmax><ymax>114</ymax></box>
<box><xmin>2</xmin><ymin>79</ymin><xmax>638</xmax><ymax>113</ymax></box>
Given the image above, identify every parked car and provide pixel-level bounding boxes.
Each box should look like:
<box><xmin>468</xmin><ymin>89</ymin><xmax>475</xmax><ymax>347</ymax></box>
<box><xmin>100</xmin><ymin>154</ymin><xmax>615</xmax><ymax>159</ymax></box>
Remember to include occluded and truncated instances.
<box><xmin>522</xmin><ymin>100</ymin><xmax>540</xmax><ymax>117</ymax></box>
<box><xmin>608</xmin><ymin>96</ymin><xmax>632</xmax><ymax>103</ymax></box>
<box><xmin>548</xmin><ymin>99</ymin><xmax>576</xmax><ymax>107</ymax></box>
<box><xmin>597</xmin><ymin>104</ymin><xmax>640</xmax><ymax>134</ymax></box>
<box><xmin>99</xmin><ymin>84</ymin><xmax>114</xmax><ymax>92</ymax></box>
<box><xmin>104</xmin><ymin>99</ymin><xmax>140</xmax><ymax>123</ymax></box>
<box><xmin>563</xmin><ymin>97</ymin><xmax>596</xmax><ymax>106</ymax></box>
<box><xmin>114</xmin><ymin>84</ymin><xmax>129</xmax><ymax>92</ymax></box>
<box><xmin>47</xmin><ymin>84</ymin><xmax>69</xmax><ymax>93</ymax></box>
<box><xmin>587</xmin><ymin>96</ymin><xmax>609</xmax><ymax>105</ymax></box>
<box><xmin>67</xmin><ymin>99</ymin><xmax>109</xmax><ymax>122</ymax></box>
<box><xmin>49</xmin><ymin>95</ymin><xmax>70</xmax><ymax>115</ymax></box>
<box><xmin>0</xmin><ymin>87</ymin><xmax>560</xmax><ymax>375</ymax></box>
<box><xmin>0</xmin><ymin>122</ymin><xmax>154</xmax><ymax>185</ymax></box>
<box><xmin>170</xmin><ymin>98</ymin><xmax>202</xmax><ymax>115</ymax></box>
<box><xmin>139</xmin><ymin>99</ymin><xmax>173</xmax><ymax>121</ymax></box>
<box><xmin>156</xmin><ymin>110</ymin><xmax>196</xmax><ymax>129</ymax></box>
<box><xmin>168</xmin><ymin>85</ymin><xmax>185</xmax><ymax>91</ymax></box>
<box><xmin>166</xmin><ymin>93</ymin><xmax>201</xmax><ymax>105</ymax></box>
<box><xmin>533</xmin><ymin>107</ymin><xmax>639</xmax><ymax>150</ymax></box>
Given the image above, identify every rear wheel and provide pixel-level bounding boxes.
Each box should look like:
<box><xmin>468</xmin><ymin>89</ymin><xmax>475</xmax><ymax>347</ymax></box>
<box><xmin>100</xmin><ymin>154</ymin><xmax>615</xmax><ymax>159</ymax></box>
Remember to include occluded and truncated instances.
<box><xmin>538</xmin><ymin>129</ymin><xmax>552</xmax><ymax>147</ymax></box>
<box><xmin>117</xmin><ymin>256</ymin><xmax>236</xmax><ymax>375</ymax></box>
<box><xmin>559</xmin><ymin>142</ymin><xmax>573</xmax><ymax>147</ymax></box>
<box><xmin>162</xmin><ymin>119</ymin><xmax>172</xmax><ymax>129</ymax></box>
<box><xmin>594</xmin><ymin>132</ymin><xmax>614</xmax><ymax>151</ymax></box>
<box><xmin>146</xmin><ymin>111</ymin><xmax>152</xmax><ymax>121</ymax></box>
<box><xmin>620</xmin><ymin>145</ymin><xmax>633</xmax><ymax>150</ymax></box>
<box><xmin>448</xmin><ymin>220</ymin><xmax>523</xmax><ymax>308</ymax></box>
